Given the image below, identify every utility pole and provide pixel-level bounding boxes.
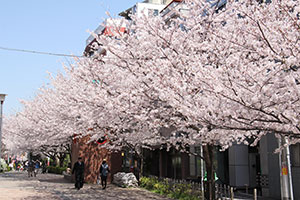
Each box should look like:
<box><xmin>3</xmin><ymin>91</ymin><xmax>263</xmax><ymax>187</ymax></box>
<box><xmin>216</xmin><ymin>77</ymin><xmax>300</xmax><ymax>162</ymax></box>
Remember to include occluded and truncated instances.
<box><xmin>279</xmin><ymin>136</ymin><xmax>294</xmax><ymax>200</ymax></box>
<box><xmin>0</xmin><ymin>94</ymin><xmax>6</xmax><ymax>162</ymax></box>
<box><xmin>200</xmin><ymin>142</ymin><xmax>205</xmax><ymax>200</ymax></box>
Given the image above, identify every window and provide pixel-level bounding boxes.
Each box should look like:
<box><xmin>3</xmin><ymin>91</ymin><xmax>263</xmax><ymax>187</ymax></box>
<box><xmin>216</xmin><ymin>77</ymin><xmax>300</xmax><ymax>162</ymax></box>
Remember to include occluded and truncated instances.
<box><xmin>148</xmin><ymin>9</ymin><xmax>159</xmax><ymax>16</ymax></box>
<box><xmin>195</xmin><ymin>146</ymin><xmax>204</xmax><ymax>177</ymax></box>
<box><xmin>291</xmin><ymin>144</ymin><xmax>300</xmax><ymax>167</ymax></box>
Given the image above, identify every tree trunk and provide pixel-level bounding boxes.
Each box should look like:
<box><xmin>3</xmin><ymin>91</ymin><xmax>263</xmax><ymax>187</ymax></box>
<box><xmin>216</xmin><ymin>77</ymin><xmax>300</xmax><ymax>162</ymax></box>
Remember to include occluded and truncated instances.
<box><xmin>139</xmin><ymin>148</ymin><xmax>144</xmax><ymax>181</ymax></box>
<box><xmin>58</xmin><ymin>153</ymin><xmax>66</xmax><ymax>167</ymax></box>
<box><xmin>203</xmin><ymin>144</ymin><xmax>215</xmax><ymax>200</ymax></box>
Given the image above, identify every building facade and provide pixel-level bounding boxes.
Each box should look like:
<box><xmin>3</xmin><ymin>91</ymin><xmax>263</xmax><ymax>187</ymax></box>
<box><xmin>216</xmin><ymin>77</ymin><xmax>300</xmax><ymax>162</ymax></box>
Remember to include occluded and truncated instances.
<box><xmin>119</xmin><ymin>0</ymin><xmax>172</xmax><ymax>20</ymax></box>
<box><xmin>71</xmin><ymin>135</ymin><xmax>122</xmax><ymax>183</ymax></box>
<box><xmin>84</xmin><ymin>18</ymin><xmax>126</xmax><ymax>58</ymax></box>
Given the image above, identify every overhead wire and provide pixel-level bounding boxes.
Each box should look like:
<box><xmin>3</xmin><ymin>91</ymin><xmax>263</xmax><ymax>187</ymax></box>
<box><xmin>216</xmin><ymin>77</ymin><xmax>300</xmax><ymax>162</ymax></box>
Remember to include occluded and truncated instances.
<box><xmin>0</xmin><ymin>46</ymin><xmax>84</xmax><ymax>58</ymax></box>
<box><xmin>0</xmin><ymin>45</ymin><xmax>169</xmax><ymax>61</ymax></box>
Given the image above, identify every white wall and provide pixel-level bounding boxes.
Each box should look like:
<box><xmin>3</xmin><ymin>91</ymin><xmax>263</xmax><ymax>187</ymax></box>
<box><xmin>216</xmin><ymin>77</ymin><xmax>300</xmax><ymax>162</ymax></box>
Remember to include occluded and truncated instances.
<box><xmin>146</xmin><ymin>0</ymin><xmax>171</xmax><ymax>5</ymax></box>
<box><xmin>135</xmin><ymin>3</ymin><xmax>166</xmax><ymax>17</ymax></box>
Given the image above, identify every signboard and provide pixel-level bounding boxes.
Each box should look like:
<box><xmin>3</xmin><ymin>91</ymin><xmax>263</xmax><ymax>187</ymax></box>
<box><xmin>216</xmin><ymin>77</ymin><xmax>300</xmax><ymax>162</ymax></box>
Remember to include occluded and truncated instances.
<box><xmin>97</xmin><ymin>135</ymin><xmax>108</xmax><ymax>145</ymax></box>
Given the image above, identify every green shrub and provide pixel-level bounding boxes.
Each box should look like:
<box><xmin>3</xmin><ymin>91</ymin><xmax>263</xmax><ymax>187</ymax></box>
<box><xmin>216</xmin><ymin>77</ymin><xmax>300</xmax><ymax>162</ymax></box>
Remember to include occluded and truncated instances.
<box><xmin>6</xmin><ymin>166</ymin><xmax>12</xmax><ymax>171</ymax></box>
<box><xmin>62</xmin><ymin>154</ymin><xmax>71</xmax><ymax>168</ymax></box>
<box><xmin>47</xmin><ymin>166</ymin><xmax>67</xmax><ymax>174</ymax></box>
<box><xmin>140</xmin><ymin>176</ymin><xmax>202</xmax><ymax>200</ymax></box>
<box><xmin>140</xmin><ymin>176</ymin><xmax>159</xmax><ymax>190</ymax></box>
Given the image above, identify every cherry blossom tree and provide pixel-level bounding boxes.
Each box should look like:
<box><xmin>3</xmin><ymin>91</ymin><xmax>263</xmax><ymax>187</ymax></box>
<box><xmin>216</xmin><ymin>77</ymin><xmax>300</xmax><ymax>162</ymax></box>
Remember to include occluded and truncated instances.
<box><xmin>84</xmin><ymin>1</ymin><xmax>300</xmax><ymax>197</ymax></box>
<box><xmin>86</xmin><ymin>0</ymin><xmax>300</xmax><ymax>146</ymax></box>
<box><xmin>2</xmin><ymin>1</ymin><xmax>300</xmax><ymax>198</ymax></box>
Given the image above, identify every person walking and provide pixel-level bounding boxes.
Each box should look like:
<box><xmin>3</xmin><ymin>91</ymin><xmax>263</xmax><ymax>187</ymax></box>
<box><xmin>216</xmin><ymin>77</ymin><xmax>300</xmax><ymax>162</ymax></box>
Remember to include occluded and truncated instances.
<box><xmin>72</xmin><ymin>157</ymin><xmax>85</xmax><ymax>190</ymax></box>
<box><xmin>27</xmin><ymin>160</ymin><xmax>34</xmax><ymax>177</ymax></box>
<box><xmin>34</xmin><ymin>160</ymin><xmax>40</xmax><ymax>177</ymax></box>
<box><xmin>99</xmin><ymin>159</ymin><xmax>110</xmax><ymax>189</ymax></box>
<box><xmin>41</xmin><ymin>160</ymin><xmax>47</xmax><ymax>174</ymax></box>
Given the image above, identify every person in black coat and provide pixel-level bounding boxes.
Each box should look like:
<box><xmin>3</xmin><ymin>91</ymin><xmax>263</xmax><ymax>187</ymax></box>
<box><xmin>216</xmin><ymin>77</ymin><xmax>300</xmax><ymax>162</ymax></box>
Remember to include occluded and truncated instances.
<box><xmin>72</xmin><ymin>157</ymin><xmax>85</xmax><ymax>190</ymax></box>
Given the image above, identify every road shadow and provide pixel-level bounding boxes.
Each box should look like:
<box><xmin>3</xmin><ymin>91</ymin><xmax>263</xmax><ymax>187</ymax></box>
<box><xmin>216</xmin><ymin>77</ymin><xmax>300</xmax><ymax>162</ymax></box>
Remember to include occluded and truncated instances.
<box><xmin>1</xmin><ymin>172</ymin><xmax>173</xmax><ymax>200</ymax></box>
<box><xmin>38</xmin><ymin>178</ymin><xmax>71</xmax><ymax>184</ymax></box>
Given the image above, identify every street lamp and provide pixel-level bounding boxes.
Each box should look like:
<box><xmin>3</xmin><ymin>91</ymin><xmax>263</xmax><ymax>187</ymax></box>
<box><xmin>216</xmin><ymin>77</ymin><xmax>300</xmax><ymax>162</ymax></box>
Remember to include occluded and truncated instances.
<box><xmin>0</xmin><ymin>94</ymin><xmax>6</xmax><ymax>162</ymax></box>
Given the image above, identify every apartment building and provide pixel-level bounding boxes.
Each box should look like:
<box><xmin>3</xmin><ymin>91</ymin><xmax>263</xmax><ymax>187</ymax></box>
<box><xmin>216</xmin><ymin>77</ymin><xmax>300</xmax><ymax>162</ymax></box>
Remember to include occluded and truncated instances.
<box><xmin>84</xmin><ymin>0</ymin><xmax>169</xmax><ymax>57</ymax></box>
<box><xmin>84</xmin><ymin>18</ymin><xmax>126</xmax><ymax>57</ymax></box>
<box><xmin>119</xmin><ymin>0</ymin><xmax>172</xmax><ymax>20</ymax></box>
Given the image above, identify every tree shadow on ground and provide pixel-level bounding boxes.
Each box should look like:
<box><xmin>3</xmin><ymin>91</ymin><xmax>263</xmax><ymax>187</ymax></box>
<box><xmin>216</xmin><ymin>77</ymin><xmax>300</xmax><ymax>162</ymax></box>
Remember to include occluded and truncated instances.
<box><xmin>38</xmin><ymin>178</ymin><xmax>71</xmax><ymax>184</ymax></box>
<box><xmin>2</xmin><ymin>172</ymin><xmax>173</xmax><ymax>200</ymax></box>
<box><xmin>26</xmin><ymin>184</ymin><xmax>174</xmax><ymax>200</ymax></box>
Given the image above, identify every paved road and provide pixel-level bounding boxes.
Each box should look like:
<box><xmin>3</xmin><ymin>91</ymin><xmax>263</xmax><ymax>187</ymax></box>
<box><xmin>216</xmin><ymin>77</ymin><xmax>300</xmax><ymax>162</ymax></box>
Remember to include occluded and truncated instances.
<box><xmin>0</xmin><ymin>171</ymin><xmax>173</xmax><ymax>200</ymax></box>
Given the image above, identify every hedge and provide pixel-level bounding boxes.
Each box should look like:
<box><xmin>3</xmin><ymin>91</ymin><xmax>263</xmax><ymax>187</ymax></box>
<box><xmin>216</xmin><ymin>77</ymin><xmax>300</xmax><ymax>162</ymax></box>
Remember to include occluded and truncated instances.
<box><xmin>140</xmin><ymin>176</ymin><xmax>202</xmax><ymax>200</ymax></box>
<box><xmin>47</xmin><ymin>166</ymin><xmax>67</xmax><ymax>175</ymax></box>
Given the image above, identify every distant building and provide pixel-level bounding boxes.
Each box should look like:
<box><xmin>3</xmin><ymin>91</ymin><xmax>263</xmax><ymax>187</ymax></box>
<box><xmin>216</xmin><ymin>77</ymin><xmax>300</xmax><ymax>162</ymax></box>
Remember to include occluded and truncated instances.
<box><xmin>119</xmin><ymin>0</ymin><xmax>172</xmax><ymax>20</ymax></box>
<box><xmin>84</xmin><ymin>0</ymin><xmax>171</xmax><ymax>57</ymax></box>
<box><xmin>84</xmin><ymin>18</ymin><xmax>126</xmax><ymax>58</ymax></box>
<box><xmin>160</xmin><ymin>0</ymin><xmax>184</xmax><ymax>22</ymax></box>
<box><xmin>161</xmin><ymin>0</ymin><xmax>226</xmax><ymax>23</ymax></box>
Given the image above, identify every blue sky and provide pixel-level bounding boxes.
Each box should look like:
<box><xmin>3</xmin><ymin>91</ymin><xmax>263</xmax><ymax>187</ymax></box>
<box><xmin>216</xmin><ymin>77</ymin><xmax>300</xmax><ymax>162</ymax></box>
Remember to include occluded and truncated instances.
<box><xmin>0</xmin><ymin>0</ymin><xmax>136</xmax><ymax>115</ymax></box>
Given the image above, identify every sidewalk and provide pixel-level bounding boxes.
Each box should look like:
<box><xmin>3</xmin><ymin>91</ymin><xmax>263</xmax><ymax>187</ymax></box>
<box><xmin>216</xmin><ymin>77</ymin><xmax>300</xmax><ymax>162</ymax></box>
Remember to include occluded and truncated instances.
<box><xmin>0</xmin><ymin>171</ymin><xmax>173</xmax><ymax>200</ymax></box>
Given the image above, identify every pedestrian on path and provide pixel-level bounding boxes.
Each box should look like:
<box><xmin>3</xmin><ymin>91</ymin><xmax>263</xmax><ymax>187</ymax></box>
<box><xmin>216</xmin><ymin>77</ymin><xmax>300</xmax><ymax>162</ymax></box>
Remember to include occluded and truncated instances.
<box><xmin>41</xmin><ymin>160</ymin><xmax>47</xmax><ymax>174</ymax></box>
<box><xmin>27</xmin><ymin>160</ymin><xmax>34</xmax><ymax>177</ymax></box>
<box><xmin>34</xmin><ymin>160</ymin><xmax>40</xmax><ymax>177</ymax></box>
<box><xmin>72</xmin><ymin>157</ymin><xmax>85</xmax><ymax>190</ymax></box>
<box><xmin>99</xmin><ymin>159</ymin><xmax>110</xmax><ymax>190</ymax></box>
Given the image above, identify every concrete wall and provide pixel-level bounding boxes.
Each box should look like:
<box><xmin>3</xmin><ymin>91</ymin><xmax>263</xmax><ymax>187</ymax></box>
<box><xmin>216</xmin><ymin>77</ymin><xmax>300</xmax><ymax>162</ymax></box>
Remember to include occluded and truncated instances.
<box><xmin>259</xmin><ymin>134</ymin><xmax>281</xmax><ymax>199</ymax></box>
<box><xmin>292</xmin><ymin>167</ymin><xmax>300</xmax><ymax>198</ymax></box>
<box><xmin>216</xmin><ymin>150</ymin><xmax>229</xmax><ymax>184</ymax></box>
<box><xmin>228</xmin><ymin>144</ymin><xmax>249</xmax><ymax>187</ymax></box>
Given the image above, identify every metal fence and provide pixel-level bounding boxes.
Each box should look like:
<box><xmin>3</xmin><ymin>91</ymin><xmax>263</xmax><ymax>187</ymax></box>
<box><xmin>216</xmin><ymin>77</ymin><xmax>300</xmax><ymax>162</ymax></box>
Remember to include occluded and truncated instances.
<box><xmin>155</xmin><ymin>177</ymin><xmax>234</xmax><ymax>199</ymax></box>
<box><xmin>154</xmin><ymin>177</ymin><xmax>259</xmax><ymax>200</ymax></box>
<box><xmin>156</xmin><ymin>177</ymin><xmax>204</xmax><ymax>199</ymax></box>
